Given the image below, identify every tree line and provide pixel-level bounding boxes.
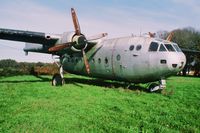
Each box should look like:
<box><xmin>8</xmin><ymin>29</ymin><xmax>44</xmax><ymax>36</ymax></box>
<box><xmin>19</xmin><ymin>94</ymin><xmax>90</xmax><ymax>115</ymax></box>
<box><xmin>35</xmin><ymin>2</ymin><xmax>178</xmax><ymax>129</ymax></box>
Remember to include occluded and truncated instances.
<box><xmin>0</xmin><ymin>59</ymin><xmax>58</xmax><ymax>76</ymax></box>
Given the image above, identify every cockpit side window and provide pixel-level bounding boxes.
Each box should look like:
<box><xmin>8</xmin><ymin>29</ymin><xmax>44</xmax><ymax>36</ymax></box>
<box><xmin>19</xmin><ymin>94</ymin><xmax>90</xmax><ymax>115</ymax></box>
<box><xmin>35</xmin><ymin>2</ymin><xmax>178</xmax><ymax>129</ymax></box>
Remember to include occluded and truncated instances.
<box><xmin>164</xmin><ymin>44</ymin><xmax>175</xmax><ymax>52</ymax></box>
<box><xmin>173</xmin><ymin>44</ymin><xmax>182</xmax><ymax>52</ymax></box>
<box><xmin>159</xmin><ymin>44</ymin><xmax>167</xmax><ymax>52</ymax></box>
<box><xmin>149</xmin><ymin>42</ymin><xmax>159</xmax><ymax>52</ymax></box>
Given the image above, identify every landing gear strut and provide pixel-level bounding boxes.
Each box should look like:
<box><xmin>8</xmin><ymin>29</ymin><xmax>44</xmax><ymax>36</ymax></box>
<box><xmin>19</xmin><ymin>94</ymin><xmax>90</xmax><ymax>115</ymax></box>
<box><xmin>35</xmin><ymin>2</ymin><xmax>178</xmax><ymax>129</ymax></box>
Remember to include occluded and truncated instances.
<box><xmin>52</xmin><ymin>66</ymin><xmax>65</xmax><ymax>86</ymax></box>
<box><xmin>52</xmin><ymin>55</ymin><xmax>65</xmax><ymax>86</ymax></box>
<box><xmin>148</xmin><ymin>79</ymin><xmax>166</xmax><ymax>92</ymax></box>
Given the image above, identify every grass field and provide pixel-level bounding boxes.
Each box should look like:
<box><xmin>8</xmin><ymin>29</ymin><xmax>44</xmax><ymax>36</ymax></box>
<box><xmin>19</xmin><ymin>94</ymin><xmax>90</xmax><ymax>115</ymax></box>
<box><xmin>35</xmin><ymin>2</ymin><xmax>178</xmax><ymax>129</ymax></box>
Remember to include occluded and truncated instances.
<box><xmin>0</xmin><ymin>75</ymin><xmax>199</xmax><ymax>132</ymax></box>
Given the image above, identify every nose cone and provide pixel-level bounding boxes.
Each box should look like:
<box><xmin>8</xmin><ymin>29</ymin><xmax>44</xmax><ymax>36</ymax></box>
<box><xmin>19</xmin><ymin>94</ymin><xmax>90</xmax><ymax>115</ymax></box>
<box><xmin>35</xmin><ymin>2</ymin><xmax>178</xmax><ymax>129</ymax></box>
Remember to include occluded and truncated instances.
<box><xmin>168</xmin><ymin>52</ymin><xmax>186</xmax><ymax>73</ymax></box>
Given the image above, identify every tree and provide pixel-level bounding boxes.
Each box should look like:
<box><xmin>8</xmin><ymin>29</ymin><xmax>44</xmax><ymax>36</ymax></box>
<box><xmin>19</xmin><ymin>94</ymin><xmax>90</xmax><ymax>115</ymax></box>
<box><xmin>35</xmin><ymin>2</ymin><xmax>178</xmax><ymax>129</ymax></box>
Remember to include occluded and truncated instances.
<box><xmin>0</xmin><ymin>59</ymin><xmax>19</xmax><ymax>69</ymax></box>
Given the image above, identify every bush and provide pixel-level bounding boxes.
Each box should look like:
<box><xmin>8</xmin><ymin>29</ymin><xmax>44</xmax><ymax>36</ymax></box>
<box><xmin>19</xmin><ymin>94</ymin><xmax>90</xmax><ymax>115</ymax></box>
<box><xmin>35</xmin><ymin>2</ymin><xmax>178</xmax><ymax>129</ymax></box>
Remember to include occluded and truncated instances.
<box><xmin>0</xmin><ymin>59</ymin><xmax>59</xmax><ymax>76</ymax></box>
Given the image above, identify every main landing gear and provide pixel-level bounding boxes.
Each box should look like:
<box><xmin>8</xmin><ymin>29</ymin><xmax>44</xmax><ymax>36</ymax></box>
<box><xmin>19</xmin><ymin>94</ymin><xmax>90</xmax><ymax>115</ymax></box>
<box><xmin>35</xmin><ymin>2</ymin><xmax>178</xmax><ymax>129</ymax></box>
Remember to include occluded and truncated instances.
<box><xmin>52</xmin><ymin>66</ymin><xmax>65</xmax><ymax>86</ymax></box>
<box><xmin>52</xmin><ymin>55</ymin><xmax>65</xmax><ymax>86</ymax></box>
<box><xmin>148</xmin><ymin>79</ymin><xmax>166</xmax><ymax>92</ymax></box>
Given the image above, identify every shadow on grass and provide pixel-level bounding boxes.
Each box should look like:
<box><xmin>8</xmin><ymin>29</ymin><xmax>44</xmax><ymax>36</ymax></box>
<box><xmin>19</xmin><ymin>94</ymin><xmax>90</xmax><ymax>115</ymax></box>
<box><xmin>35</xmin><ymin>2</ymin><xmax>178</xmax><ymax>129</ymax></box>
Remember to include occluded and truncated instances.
<box><xmin>64</xmin><ymin>77</ymin><xmax>149</xmax><ymax>92</ymax></box>
<box><xmin>0</xmin><ymin>75</ymin><xmax>148</xmax><ymax>92</ymax></box>
<box><xmin>0</xmin><ymin>75</ymin><xmax>51</xmax><ymax>83</ymax></box>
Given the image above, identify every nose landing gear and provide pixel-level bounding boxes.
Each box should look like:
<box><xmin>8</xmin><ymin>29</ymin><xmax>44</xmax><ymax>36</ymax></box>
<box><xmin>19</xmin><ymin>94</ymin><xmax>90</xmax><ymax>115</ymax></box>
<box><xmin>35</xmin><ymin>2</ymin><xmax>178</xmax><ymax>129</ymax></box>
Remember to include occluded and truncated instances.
<box><xmin>148</xmin><ymin>79</ymin><xmax>166</xmax><ymax>92</ymax></box>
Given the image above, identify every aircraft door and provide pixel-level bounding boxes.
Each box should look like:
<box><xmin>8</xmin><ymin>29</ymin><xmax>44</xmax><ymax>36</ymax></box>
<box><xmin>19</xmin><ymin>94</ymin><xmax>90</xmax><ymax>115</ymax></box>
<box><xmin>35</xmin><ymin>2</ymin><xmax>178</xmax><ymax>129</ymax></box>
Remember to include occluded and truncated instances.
<box><xmin>112</xmin><ymin>39</ymin><xmax>130</xmax><ymax>80</ymax></box>
<box><xmin>102</xmin><ymin>40</ymin><xmax>116</xmax><ymax>78</ymax></box>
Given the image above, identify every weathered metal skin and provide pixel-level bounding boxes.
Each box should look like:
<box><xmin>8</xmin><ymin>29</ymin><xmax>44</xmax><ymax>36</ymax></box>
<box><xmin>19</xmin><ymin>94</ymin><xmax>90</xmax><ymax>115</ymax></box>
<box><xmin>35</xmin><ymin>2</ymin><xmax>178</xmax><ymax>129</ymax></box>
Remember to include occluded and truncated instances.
<box><xmin>61</xmin><ymin>36</ymin><xmax>186</xmax><ymax>83</ymax></box>
<box><xmin>0</xmin><ymin>28</ymin><xmax>59</xmax><ymax>45</ymax></box>
<box><xmin>0</xmin><ymin>28</ymin><xmax>186</xmax><ymax>84</ymax></box>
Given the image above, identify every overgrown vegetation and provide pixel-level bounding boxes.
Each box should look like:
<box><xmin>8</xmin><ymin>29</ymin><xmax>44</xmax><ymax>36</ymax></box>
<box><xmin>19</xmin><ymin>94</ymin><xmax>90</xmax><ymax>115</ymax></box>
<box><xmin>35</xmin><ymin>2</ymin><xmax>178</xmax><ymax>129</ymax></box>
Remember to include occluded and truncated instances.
<box><xmin>0</xmin><ymin>59</ymin><xmax>58</xmax><ymax>76</ymax></box>
<box><xmin>0</xmin><ymin>75</ymin><xmax>199</xmax><ymax>132</ymax></box>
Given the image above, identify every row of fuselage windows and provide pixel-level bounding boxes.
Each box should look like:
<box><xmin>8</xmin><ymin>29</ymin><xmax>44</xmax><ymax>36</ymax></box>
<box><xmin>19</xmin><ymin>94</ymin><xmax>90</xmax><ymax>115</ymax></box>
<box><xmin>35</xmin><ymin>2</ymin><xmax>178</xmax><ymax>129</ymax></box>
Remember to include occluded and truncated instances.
<box><xmin>66</xmin><ymin>54</ymin><xmax>121</xmax><ymax>64</ymax></box>
<box><xmin>148</xmin><ymin>42</ymin><xmax>182</xmax><ymax>52</ymax></box>
<box><xmin>129</xmin><ymin>44</ymin><xmax>142</xmax><ymax>51</ymax></box>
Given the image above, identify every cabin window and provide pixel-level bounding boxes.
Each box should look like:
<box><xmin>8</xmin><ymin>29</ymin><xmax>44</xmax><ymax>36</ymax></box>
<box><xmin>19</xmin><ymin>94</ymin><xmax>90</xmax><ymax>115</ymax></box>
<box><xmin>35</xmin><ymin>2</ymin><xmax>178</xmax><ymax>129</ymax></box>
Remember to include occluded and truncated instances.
<box><xmin>116</xmin><ymin>54</ymin><xmax>121</xmax><ymax>61</ymax></box>
<box><xmin>98</xmin><ymin>58</ymin><xmax>101</xmax><ymax>64</ymax></box>
<box><xmin>165</xmin><ymin>44</ymin><xmax>175</xmax><ymax>52</ymax></box>
<box><xmin>105</xmin><ymin>57</ymin><xmax>108</xmax><ymax>64</ymax></box>
<box><xmin>129</xmin><ymin>45</ymin><xmax>134</xmax><ymax>51</ymax></box>
<box><xmin>159</xmin><ymin>44</ymin><xmax>167</xmax><ymax>52</ymax></box>
<box><xmin>92</xmin><ymin>58</ymin><xmax>95</xmax><ymax>63</ymax></box>
<box><xmin>136</xmin><ymin>45</ymin><xmax>142</xmax><ymax>51</ymax></box>
<box><xmin>149</xmin><ymin>42</ymin><xmax>159</xmax><ymax>52</ymax></box>
<box><xmin>173</xmin><ymin>44</ymin><xmax>182</xmax><ymax>52</ymax></box>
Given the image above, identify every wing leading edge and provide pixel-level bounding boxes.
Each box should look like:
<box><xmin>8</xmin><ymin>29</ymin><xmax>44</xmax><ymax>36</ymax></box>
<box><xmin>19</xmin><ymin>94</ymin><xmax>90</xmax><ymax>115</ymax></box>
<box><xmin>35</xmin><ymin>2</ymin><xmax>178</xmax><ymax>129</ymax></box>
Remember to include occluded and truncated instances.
<box><xmin>0</xmin><ymin>28</ymin><xmax>60</xmax><ymax>45</ymax></box>
<box><xmin>0</xmin><ymin>28</ymin><xmax>62</xmax><ymax>54</ymax></box>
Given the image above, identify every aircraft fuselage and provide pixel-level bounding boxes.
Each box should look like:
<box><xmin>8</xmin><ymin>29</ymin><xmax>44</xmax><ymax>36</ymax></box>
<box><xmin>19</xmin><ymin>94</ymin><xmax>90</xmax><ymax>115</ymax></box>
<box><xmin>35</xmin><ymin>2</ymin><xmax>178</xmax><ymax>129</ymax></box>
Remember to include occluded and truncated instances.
<box><xmin>61</xmin><ymin>36</ymin><xmax>186</xmax><ymax>83</ymax></box>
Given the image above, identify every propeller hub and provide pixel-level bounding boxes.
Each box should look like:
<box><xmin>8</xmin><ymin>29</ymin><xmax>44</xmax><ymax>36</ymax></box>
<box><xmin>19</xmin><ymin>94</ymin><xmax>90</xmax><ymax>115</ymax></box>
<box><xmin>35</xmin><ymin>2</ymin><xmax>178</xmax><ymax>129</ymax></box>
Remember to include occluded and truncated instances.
<box><xmin>72</xmin><ymin>35</ymin><xmax>87</xmax><ymax>50</ymax></box>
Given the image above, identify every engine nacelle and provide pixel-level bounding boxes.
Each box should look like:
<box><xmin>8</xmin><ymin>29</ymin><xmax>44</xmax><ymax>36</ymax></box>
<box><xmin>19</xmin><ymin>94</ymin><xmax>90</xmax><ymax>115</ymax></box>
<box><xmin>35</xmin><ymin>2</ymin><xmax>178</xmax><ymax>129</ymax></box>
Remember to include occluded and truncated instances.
<box><xmin>59</xmin><ymin>31</ymin><xmax>87</xmax><ymax>52</ymax></box>
<box><xmin>59</xmin><ymin>32</ymin><xmax>75</xmax><ymax>44</ymax></box>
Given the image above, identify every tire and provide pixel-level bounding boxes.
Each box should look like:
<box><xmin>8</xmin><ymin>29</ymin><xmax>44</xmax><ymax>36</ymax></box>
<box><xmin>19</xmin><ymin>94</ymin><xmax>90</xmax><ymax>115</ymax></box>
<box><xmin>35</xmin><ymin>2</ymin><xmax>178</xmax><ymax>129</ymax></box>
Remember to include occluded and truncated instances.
<box><xmin>148</xmin><ymin>83</ymin><xmax>159</xmax><ymax>92</ymax></box>
<box><xmin>52</xmin><ymin>74</ymin><xmax>64</xmax><ymax>86</ymax></box>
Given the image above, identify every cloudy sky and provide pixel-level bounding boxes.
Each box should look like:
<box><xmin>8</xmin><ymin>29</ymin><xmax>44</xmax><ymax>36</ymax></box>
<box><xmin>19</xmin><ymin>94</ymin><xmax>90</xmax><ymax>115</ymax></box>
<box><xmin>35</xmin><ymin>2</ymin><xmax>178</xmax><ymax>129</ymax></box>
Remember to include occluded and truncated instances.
<box><xmin>0</xmin><ymin>0</ymin><xmax>200</xmax><ymax>62</ymax></box>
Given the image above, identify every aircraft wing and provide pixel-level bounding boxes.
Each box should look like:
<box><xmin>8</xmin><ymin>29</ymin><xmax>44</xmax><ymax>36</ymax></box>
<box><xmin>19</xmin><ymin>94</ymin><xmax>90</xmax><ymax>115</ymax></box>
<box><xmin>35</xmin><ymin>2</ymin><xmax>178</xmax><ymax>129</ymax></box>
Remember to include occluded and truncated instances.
<box><xmin>0</xmin><ymin>28</ymin><xmax>60</xmax><ymax>46</ymax></box>
<box><xmin>181</xmin><ymin>48</ymin><xmax>200</xmax><ymax>54</ymax></box>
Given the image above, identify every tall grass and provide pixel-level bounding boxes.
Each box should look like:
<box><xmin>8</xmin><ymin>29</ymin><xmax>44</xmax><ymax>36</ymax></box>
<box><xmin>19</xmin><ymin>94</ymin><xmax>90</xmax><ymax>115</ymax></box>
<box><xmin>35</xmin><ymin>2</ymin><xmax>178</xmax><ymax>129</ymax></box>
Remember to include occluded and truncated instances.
<box><xmin>0</xmin><ymin>75</ymin><xmax>199</xmax><ymax>132</ymax></box>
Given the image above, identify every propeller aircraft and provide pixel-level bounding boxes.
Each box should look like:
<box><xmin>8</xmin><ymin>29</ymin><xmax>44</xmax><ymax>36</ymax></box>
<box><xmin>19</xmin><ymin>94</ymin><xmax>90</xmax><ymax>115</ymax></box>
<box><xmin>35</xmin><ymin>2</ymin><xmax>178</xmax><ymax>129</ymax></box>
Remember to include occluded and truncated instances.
<box><xmin>0</xmin><ymin>8</ymin><xmax>186</xmax><ymax>92</ymax></box>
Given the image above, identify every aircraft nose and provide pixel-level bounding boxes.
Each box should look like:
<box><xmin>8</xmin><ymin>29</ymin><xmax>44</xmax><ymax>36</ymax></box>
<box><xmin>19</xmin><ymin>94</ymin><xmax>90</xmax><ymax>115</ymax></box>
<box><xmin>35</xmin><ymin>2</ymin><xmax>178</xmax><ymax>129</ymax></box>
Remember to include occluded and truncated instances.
<box><xmin>168</xmin><ymin>53</ymin><xmax>186</xmax><ymax>72</ymax></box>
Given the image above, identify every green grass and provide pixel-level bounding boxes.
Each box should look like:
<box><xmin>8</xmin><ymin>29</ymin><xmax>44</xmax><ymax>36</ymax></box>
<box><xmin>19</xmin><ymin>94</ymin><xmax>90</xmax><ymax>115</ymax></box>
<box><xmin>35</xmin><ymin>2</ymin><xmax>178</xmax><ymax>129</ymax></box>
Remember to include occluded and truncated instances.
<box><xmin>0</xmin><ymin>75</ymin><xmax>199</xmax><ymax>132</ymax></box>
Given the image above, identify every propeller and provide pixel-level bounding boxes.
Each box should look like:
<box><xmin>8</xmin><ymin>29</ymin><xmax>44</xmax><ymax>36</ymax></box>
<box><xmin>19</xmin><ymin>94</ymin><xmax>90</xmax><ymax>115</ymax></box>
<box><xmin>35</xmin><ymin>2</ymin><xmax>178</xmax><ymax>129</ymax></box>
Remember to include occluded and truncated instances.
<box><xmin>48</xmin><ymin>42</ymin><xmax>73</xmax><ymax>52</ymax></box>
<box><xmin>71</xmin><ymin>8</ymin><xmax>81</xmax><ymax>35</ymax></box>
<box><xmin>166</xmin><ymin>32</ymin><xmax>174</xmax><ymax>41</ymax></box>
<box><xmin>82</xmin><ymin>49</ymin><xmax>90</xmax><ymax>74</ymax></box>
<box><xmin>48</xmin><ymin>8</ymin><xmax>108</xmax><ymax>74</ymax></box>
<box><xmin>87</xmin><ymin>33</ymin><xmax>108</xmax><ymax>41</ymax></box>
<box><xmin>148</xmin><ymin>32</ymin><xmax>156</xmax><ymax>38</ymax></box>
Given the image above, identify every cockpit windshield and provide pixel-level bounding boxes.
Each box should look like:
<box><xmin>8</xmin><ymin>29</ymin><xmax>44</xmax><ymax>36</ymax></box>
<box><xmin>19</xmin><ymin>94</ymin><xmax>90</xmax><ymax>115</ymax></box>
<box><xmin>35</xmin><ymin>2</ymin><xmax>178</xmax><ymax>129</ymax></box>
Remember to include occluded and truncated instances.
<box><xmin>148</xmin><ymin>42</ymin><xmax>181</xmax><ymax>53</ymax></box>
<box><xmin>149</xmin><ymin>42</ymin><xmax>159</xmax><ymax>52</ymax></box>
<box><xmin>164</xmin><ymin>44</ymin><xmax>175</xmax><ymax>52</ymax></box>
<box><xmin>159</xmin><ymin>44</ymin><xmax>167</xmax><ymax>52</ymax></box>
<box><xmin>173</xmin><ymin>44</ymin><xmax>182</xmax><ymax>52</ymax></box>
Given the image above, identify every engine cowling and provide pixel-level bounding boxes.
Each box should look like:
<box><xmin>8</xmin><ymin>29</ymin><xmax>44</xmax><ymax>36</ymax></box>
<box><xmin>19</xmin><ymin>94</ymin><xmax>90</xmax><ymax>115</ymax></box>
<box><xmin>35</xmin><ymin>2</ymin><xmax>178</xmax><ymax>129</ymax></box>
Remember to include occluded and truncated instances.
<box><xmin>59</xmin><ymin>32</ymin><xmax>74</xmax><ymax>44</ymax></box>
<box><xmin>59</xmin><ymin>32</ymin><xmax>87</xmax><ymax>52</ymax></box>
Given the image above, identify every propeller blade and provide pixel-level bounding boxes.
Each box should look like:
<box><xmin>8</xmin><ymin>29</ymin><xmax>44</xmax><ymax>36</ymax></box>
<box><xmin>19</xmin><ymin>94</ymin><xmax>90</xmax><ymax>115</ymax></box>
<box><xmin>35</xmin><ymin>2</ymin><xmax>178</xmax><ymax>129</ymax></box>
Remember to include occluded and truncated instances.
<box><xmin>48</xmin><ymin>42</ymin><xmax>72</xmax><ymax>52</ymax></box>
<box><xmin>71</xmin><ymin>8</ymin><xmax>81</xmax><ymax>35</ymax></box>
<box><xmin>82</xmin><ymin>49</ymin><xmax>90</xmax><ymax>74</ymax></box>
<box><xmin>87</xmin><ymin>33</ymin><xmax>108</xmax><ymax>41</ymax></box>
<box><xmin>166</xmin><ymin>32</ymin><xmax>174</xmax><ymax>41</ymax></box>
<box><xmin>148</xmin><ymin>32</ymin><xmax>156</xmax><ymax>38</ymax></box>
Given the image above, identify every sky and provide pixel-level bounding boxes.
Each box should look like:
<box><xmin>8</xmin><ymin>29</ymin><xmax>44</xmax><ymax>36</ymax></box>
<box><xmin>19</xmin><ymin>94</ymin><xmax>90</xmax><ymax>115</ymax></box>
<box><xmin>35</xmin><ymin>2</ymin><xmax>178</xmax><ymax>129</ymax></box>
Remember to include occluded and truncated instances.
<box><xmin>0</xmin><ymin>0</ymin><xmax>200</xmax><ymax>62</ymax></box>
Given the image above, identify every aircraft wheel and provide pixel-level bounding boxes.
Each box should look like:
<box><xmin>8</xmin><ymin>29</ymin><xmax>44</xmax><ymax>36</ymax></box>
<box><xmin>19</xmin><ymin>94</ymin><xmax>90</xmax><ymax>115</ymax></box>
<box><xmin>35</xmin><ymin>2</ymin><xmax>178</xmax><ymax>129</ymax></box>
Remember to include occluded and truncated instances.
<box><xmin>52</xmin><ymin>74</ymin><xmax>65</xmax><ymax>86</ymax></box>
<box><xmin>148</xmin><ymin>83</ymin><xmax>160</xmax><ymax>92</ymax></box>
